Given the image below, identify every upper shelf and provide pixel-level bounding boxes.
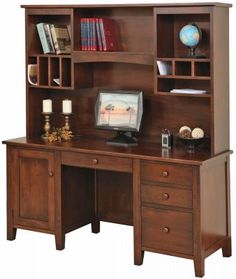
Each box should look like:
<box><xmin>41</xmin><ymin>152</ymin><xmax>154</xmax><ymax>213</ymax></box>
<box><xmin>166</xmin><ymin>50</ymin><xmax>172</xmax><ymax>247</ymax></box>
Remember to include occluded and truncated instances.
<box><xmin>72</xmin><ymin>51</ymin><xmax>154</xmax><ymax>65</ymax></box>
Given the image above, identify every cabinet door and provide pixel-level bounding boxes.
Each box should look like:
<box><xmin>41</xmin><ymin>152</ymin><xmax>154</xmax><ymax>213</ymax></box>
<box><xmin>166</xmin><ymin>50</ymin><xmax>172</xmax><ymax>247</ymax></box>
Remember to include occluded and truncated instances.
<box><xmin>14</xmin><ymin>149</ymin><xmax>55</xmax><ymax>231</ymax></box>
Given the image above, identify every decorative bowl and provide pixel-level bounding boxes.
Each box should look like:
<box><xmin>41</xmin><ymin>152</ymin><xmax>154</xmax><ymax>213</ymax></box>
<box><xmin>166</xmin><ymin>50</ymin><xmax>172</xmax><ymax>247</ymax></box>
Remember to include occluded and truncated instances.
<box><xmin>176</xmin><ymin>134</ymin><xmax>209</xmax><ymax>152</ymax></box>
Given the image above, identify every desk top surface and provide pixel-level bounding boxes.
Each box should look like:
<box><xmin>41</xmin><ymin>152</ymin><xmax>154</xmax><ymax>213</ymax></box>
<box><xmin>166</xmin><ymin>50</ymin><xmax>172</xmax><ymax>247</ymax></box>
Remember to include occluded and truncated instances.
<box><xmin>3</xmin><ymin>136</ymin><xmax>231</xmax><ymax>166</ymax></box>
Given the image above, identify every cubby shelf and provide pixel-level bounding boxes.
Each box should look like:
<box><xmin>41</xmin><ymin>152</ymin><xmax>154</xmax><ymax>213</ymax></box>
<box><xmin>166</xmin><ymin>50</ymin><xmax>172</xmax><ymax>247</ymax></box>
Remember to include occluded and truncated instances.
<box><xmin>28</xmin><ymin>54</ymin><xmax>73</xmax><ymax>89</ymax></box>
<box><xmin>28</xmin><ymin>85</ymin><xmax>73</xmax><ymax>90</ymax></box>
<box><xmin>156</xmin><ymin>58</ymin><xmax>210</xmax><ymax>62</ymax></box>
<box><xmin>157</xmin><ymin>75</ymin><xmax>211</xmax><ymax>80</ymax></box>
<box><xmin>155</xmin><ymin>91</ymin><xmax>211</xmax><ymax>98</ymax></box>
<box><xmin>72</xmin><ymin>51</ymin><xmax>153</xmax><ymax>65</ymax></box>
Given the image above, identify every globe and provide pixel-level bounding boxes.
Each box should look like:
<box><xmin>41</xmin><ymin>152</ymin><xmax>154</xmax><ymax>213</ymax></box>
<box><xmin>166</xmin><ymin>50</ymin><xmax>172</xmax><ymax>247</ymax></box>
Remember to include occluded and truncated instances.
<box><xmin>179</xmin><ymin>23</ymin><xmax>201</xmax><ymax>57</ymax></box>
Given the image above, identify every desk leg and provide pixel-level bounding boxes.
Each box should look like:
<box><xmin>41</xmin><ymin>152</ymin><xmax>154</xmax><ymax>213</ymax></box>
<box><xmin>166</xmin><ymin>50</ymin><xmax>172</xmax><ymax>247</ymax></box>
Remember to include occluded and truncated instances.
<box><xmin>133</xmin><ymin>159</ymin><xmax>144</xmax><ymax>265</ymax></box>
<box><xmin>92</xmin><ymin>170</ymin><xmax>100</xmax><ymax>234</ymax></box>
<box><xmin>55</xmin><ymin>232</ymin><xmax>65</xmax><ymax>250</ymax></box>
<box><xmin>222</xmin><ymin>157</ymin><xmax>232</xmax><ymax>257</ymax></box>
<box><xmin>7</xmin><ymin>222</ymin><xmax>17</xmax><ymax>240</ymax></box>
<box><xmin>91</xmin><ymin>220</ymin><xmax>100</xmax><ymax>234</ymax></box>
<box><xmin>55</xmin><ymin>151</ymin><xmax>65</xmax><ymax>250</ymax></box>
<box><xmin>7</xmin><ymin>147</ymin><xmax>17</xmax><ymax>241</ymax></box>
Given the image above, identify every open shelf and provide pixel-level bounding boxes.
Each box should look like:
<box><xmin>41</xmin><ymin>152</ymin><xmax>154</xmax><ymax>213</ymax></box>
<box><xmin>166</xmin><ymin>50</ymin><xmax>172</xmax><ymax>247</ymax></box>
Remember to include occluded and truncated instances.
<box><xmin>27</xmin><ymin>14</ymin><xmax>72</xmax><ymax>56</ymax></box>
<box><xmin>72</xmin><ymin>51</ymin><xmax>153</xmax><ymax>65</ymax></box>
<box><xmin>156</xmin><ymin>91</ymin><xmax>210</xmax><ymax>98</ymax></box>
<box><xmin>155</xmin><ymin>12</ymin><xmax>210</xmax><ymax>58</ymax></box>
<box><xmin>157</xmin><ymin>75</ymin><xmax>210</xmax><ymax>80</ymax></box>
<box><xmin>73</xmin><ymin>7</ymin><xmax>154</xmax><ymax>53</ymax></box>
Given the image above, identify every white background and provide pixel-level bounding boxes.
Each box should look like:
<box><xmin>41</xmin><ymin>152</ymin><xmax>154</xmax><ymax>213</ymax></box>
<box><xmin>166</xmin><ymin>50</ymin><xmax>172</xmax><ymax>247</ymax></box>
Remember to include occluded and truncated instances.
<box><xmin>0</xmin><ymin>0</ymin><xmax>235</xmax><ymax>278</ymax></box>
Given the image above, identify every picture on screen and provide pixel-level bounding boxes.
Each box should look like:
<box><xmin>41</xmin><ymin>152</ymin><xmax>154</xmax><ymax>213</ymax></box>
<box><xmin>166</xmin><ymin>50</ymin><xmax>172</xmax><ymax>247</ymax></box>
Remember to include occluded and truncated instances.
<box><xmin>97</xmin><ymin>93</ymin><xmax>140</xmax><ymax>129</ymax></box>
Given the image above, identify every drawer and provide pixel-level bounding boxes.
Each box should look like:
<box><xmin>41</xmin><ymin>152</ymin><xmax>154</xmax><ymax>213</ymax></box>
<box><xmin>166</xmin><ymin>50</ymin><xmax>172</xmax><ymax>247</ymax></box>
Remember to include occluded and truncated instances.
<box><xmin>141</xmin><ymin>161</ymin><xmax>192</xmax><ymax>186</ymax></box>
<box><xmin>142</xmin><ymin>207</ymin><xmax>193</xmax><ymax>255</ymax></box>
<box><xmin>141</xmin><ymin>184</ymin><xmax>192</xmax><ymax>208</ymax></box>
<box><xmin>61</xmin><ymin>151</ymin><xmax>132</xmax><ymax>173</ymax></box>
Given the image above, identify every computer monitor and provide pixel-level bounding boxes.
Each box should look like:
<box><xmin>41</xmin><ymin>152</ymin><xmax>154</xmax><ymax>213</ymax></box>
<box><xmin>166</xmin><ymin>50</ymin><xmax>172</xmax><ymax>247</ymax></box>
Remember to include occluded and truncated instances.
<box><xmin>95</xmin><ymin>89</ymin><xmax>143</xmax><ymax>146</ymax></box>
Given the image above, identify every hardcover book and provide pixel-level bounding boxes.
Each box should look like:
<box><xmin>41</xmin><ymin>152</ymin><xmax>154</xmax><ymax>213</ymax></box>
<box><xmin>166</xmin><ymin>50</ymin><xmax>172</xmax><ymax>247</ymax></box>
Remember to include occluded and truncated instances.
<box><xmin>50</xmin><ymin>24</ymin><xmax>71</xmax><ymax>54</ymax></box>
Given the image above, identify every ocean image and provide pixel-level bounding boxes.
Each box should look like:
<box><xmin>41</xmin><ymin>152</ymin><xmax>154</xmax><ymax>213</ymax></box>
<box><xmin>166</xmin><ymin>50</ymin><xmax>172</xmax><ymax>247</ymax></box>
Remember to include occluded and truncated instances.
<box><xmin>97</xmin><ymin>93</ymin><xmax>138</xmax><ymax>128</ymax></box>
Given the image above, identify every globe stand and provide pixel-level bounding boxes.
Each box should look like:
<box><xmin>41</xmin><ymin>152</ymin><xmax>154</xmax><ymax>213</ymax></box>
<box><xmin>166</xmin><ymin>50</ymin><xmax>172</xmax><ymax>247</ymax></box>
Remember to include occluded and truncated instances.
<box><xmin>189</xmin><ymin>47</ymin><xmax>196</xmax><ymax>57</ymax></box>
<box><xmin>184</xmin><ymin>46</ymin><xmax>206</xmax><ymax>58</ymax></box>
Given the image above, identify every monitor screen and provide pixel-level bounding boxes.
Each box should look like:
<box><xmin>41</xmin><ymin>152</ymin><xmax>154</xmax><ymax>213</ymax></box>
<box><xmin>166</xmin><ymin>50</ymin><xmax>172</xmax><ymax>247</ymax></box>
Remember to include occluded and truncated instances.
<box><xmin>95</xmin><ymin>89</ymin><xmax>143</xmax><ymax>132</ymax></box>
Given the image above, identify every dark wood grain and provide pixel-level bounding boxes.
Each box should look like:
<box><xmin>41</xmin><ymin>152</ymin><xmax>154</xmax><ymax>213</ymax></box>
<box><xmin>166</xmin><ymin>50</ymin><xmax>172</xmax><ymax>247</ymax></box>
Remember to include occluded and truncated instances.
<box><xmin>142</xmin><ymin>206</ymin><xmax>193</xmax><ymax>255</ymax></box>
<box><xmin>97</xmin><ymin>170</ymin><xmax>133</xmax><ymax>225</ymax></box>
<box><xmin>141</xmin><ymin>183</ymin><xmax>192</xmax><ymax>208</ymax></box>
<box><xmin>13</xmin><ymin>148</ymin><xmax>55</xmax><ymax>231</ymax></box>
<box><xmin>141</xmin><ymin>161</ymin><xmax>193</xmax><ymax>186</ymax></box>
<box><xmin>133</xmin><ymin>159</ymin><xmax>144</xmax><ymax>265</ymax></box>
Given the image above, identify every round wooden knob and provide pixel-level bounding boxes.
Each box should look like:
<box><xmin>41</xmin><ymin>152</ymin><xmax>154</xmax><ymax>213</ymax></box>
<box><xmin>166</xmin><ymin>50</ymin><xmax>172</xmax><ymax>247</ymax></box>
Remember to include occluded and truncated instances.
<box><xmin>163</xmin><ymin>227</ymin><xmax>170</xmax><ymax>233</ymax></box>
<box><xmin>162</xmin><ymin>193</ymin><xmax>169</xmax><ymax>200</ymax></box>
<box><xmin>48</xmin><ymin>171</ymin><xmax>54</xmax><ymax>177</ymax></box>
<box><xmin>92</xmin><ymin>158</ymin><xmax>98</xmax><ymax>165</ymax></box>
<box><xmin>162</xmin><ymin>170</ymin><xmax>169</xmax><ymax>177</ymax></box>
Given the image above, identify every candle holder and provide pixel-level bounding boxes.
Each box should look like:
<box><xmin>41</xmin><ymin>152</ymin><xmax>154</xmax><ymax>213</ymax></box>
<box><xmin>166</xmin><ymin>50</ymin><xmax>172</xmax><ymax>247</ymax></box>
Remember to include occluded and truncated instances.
<box><xmin>41</xmin><ymin>112</ymin><xmax>53</xmax><ymax>140</ymax></box>
<box><xmin>62</xmin><ymin>113</ymin><xmax>72</xmax><ymax>131</ymax></box>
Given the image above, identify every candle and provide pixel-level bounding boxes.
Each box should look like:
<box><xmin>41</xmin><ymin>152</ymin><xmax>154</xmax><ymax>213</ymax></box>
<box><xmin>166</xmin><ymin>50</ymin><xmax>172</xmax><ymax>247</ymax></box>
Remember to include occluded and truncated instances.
<box><xmin>62</xmin><ymin>99</ymin><xmax>72</xmax><ymax>114</ymax></box>
<box><xmin>42</xmin><ymin>99</ymin><xmax>52</xmax><ymax>113</ymax></box>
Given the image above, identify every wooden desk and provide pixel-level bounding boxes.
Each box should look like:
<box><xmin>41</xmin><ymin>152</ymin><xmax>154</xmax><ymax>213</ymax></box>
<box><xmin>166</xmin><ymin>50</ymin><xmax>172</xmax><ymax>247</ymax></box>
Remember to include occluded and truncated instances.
<box><xmin>3</xmin><ymin>137</ymin><xmax>231</xmax><ymax>277</ymax></box>
<box><xmin>2</xmin><ymin>2</ymin><xmax>233</xmax><ymax>277</ymax></box>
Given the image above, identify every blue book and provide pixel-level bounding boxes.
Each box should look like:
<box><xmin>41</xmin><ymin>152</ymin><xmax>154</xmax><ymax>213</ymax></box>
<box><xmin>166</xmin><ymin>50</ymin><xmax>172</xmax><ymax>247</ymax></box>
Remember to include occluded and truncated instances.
<box><xmin>36</xmin><ymin>23</ymin><xmax>51</xmax><ymax>54</ymax></box>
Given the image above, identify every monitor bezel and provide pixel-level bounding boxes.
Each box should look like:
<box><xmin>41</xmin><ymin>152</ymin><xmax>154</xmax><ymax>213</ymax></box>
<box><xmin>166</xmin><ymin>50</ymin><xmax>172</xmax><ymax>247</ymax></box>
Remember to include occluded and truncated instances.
<box><xmin>95</xmin><ymin>89</ymin><xmax>143</xmax><ymax>132</ymax></box>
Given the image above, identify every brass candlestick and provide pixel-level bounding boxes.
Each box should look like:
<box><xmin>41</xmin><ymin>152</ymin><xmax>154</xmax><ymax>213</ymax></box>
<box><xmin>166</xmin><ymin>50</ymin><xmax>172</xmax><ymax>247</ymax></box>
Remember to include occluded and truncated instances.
<box><xmin>41</xmin><ymin>112</ymin><xmax>53</xmax><ymax>140</ymax></box>
<box><xmin>62</xmin><ymin>113</ymin><xmax>72</xmax><ymax>131</ymax></box>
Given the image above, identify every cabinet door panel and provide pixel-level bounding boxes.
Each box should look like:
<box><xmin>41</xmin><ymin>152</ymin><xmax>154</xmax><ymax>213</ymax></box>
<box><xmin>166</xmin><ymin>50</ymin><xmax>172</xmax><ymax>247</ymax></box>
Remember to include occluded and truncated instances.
<box><xmin>14</xmin><ymin>149</ymin><xmax>55</xmax><ymax>231</ymax></box>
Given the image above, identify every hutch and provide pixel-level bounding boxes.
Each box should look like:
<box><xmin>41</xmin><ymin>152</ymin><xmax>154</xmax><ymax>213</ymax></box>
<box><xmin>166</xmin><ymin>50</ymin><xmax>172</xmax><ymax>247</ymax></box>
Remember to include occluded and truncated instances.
<box><xmin>3</xmin><ymin>2</ymin><xmax>232</xmax><ymax>277</ymax></box>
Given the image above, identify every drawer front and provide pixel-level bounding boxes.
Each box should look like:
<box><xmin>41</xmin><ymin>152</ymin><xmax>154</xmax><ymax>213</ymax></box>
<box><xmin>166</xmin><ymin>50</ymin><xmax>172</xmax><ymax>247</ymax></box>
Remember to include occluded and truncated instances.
<box><xmin>141</xmin><ymin>184</ymin><xmax>192</xmax><ymax>208</ymax></box>
<box><xmin>142</xmin><ymin>207</ymin><xmax>193</xmax><ymax>255</ymax></box>
<box><xmin>141</xmin><ymin>161</ymin><xmax>192</xmax><ymax>186</ymax></box>
<box><xmin>61</xmin><ymin>151</ymin><xmax>132</xmax><ymax>173</ymax></box>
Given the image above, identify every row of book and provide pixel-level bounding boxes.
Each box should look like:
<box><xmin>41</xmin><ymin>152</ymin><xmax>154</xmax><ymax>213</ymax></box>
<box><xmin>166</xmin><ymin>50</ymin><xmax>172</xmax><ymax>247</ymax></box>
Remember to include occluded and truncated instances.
<box><xmin>80</xmin><ymin>18</ymin><xmax>118</xmax><ymax>51</ymax></box>
<box><xmin>36</xmin><ymin>23</ymin><xmax>71</xmax><ymax>54</ymax></box>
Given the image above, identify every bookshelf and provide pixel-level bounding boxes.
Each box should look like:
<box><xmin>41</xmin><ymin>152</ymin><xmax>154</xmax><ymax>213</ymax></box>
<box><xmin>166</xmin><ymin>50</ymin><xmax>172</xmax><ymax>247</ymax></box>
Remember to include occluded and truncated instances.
<box><xmin>3</xmin><ymin>3</ymin><xmax>232</xmax><ymax>278</ymax></box>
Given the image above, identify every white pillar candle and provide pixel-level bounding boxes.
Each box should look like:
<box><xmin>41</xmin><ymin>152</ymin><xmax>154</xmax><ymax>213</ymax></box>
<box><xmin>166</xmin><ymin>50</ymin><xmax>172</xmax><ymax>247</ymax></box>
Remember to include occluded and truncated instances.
<box><xmin>62</xmin><ymin>99</ymin><xmax>72</xmax><ymax>114</ymax></box>
<box><xmin>42</xmin><ymin>99</ymin><xmax>52</xmax><ymax>113</ymax></box>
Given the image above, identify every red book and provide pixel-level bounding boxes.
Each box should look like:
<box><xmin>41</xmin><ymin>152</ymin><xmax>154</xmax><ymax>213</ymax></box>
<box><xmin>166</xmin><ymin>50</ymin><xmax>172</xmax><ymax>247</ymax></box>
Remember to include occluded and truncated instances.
<box><xmin>99</xmin><ymin>18</ymin><xmax>118</xmax><ymax>51</ymax></box>
<box><xmin>80</xmin><ymin>18</ymin><xmax>86</xmax><ymax>51</ymax></box>
<box><xmin>91</xmin><ymin>18</ymin><xmax>97</xmax><ymax>51</ymax></box>
<box><xmin>95</xmin><ymin>18</ymin><xmax>103</xmax><ymax>51</ymax></box>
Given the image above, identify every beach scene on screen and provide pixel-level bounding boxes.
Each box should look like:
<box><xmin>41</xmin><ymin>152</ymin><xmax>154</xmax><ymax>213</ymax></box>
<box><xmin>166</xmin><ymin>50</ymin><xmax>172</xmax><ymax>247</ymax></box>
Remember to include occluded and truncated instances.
<box><xmin>97</xmin><ymin>93</ymin><xmax>138</xmax><ymax>128</ymax></box>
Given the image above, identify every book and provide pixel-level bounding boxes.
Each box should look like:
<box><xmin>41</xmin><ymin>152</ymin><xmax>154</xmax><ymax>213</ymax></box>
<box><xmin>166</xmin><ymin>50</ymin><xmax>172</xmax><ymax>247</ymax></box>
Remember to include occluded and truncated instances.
<box><xmin>170</xmin><ymin>89</ymin><xmax>207</xmax><ymax>94</ymax></box>
<box><xmin>80</xmin><ymin>18</ymin><xmax>86</xmax><ymax>51</ymax></box>
<box><xmin>53</xmin><ymin>78</ymin><xmax>61</xmax><ymax>86</ymax></box>
<box><xmin>156</xmin><ymin>60</ymin><xmax>172</xmax><ymax>75</ymax></box>
<box><xmin>50</xmin><ymin>24</ymin><xmax>71</xmax><ymax>54</ymax></box>
<box><xmin>91</xmin><ymin>18</ymin><xmax>97</xmax><ymax>51</ymax></box>
<box><xmin>43</xmin><ymin>24</ymin><xmax>55</xmax><ymax>53</ymax></box>
<box><xmin>27</xmin><ymin>64</ymin><xmax>38</xmax><ymax>86</ymax></box>
<box><xmin>95</xmin><ymin>18</ymin><xmax>103</xmax><ymax>51</ymax></box>
<box><xmin>36</xmin><ymin>23</ymin><xmax>52</xmax><ymax>54</ymax></box>
<box><xmin>99</xmin><ymin>18</ymin><xmax>118</xmax><ymax>51</ymax></box>
<box><xmin>80</xmin><ymin>17</ymin><xmax>118</xmax><ymax>51</ymax></box>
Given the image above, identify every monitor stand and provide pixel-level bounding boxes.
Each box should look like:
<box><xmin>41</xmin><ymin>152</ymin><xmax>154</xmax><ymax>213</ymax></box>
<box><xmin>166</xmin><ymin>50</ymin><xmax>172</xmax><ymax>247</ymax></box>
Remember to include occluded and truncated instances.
<box><xmin>107</xmin><ymin>131</ymin><xmax>138</xmax><ymax>147</ymax></box>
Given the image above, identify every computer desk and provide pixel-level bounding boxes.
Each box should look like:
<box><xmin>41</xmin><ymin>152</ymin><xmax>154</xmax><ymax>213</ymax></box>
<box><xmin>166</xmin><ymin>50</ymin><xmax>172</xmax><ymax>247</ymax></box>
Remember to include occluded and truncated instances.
<box><xmin>3</xmin><ymin>136</ymin><xmax>231</xmax><ymax>277</ymax></box>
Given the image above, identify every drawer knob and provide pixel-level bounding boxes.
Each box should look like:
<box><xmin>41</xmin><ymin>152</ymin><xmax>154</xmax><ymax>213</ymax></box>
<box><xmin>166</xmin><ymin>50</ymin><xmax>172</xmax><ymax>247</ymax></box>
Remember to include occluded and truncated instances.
<box><xmin>162</xmin><ymin>227</ymin><xmax>170</xmax><ymax>233</ymax></box>
<box><xmin>92</xmin><ymin>158</ymin><xmax>98</xmax><ymax>165</ymax></box>
<box><xmin>162</xmin><ymin>193</ymin><xmax>169</xmax><ymax>200</ymax></box>
<box><xmin>162</xmin><ymin>170</ymin><xmax>169</xmax><ymax>177</ymax></box>
<box><xmin>48</xmin><ymin>171</ymin><xmax>54</xmax><ymax>177</ymax></box>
